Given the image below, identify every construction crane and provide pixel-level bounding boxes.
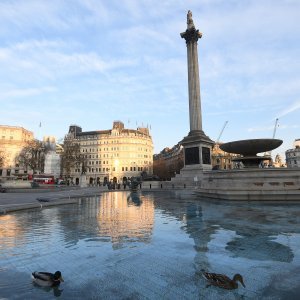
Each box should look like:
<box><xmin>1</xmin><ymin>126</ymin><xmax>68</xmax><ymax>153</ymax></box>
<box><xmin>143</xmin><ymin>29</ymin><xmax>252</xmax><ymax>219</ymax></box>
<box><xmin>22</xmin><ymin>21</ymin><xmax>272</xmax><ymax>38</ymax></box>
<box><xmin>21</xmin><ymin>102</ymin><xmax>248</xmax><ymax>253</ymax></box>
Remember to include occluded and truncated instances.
<box><xmin>266</xmin><ymin>118</ymin><xmax>279</xmax><ymax>165</ymax></box>
<box><xmin>216</xmin><ymin>121</ymin><xmax>228</xmax><ymax>144</ymax></box>
<box><xmin>213</xmin><ymin>121</ymin><xmax>228</xmax><ymax>170</ymax></box>
<box><xmin>272</xmin><ymin>118</ymin><xmax>279</xmax><ymax>139</ymax></box>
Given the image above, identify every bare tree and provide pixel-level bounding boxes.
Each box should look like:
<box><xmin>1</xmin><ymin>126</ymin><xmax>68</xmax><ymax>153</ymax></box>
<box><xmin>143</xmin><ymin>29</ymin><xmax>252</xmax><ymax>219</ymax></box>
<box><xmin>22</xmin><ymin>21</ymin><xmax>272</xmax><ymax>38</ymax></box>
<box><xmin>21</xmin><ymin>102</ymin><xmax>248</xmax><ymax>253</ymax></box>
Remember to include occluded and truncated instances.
<box><xmin>167</xmin><ymin>158</ymin><xmax>184</xmax><ymax>178</ymax></box>
<box><xmin>153</xmin><ymin>154</ymin><xmax>183</xmax><ymax>180</ymax></box>
<box><xmin>60</xmin><ymin>136</ymin><xmax>86</xmax><ymax>179</ymax></box>
<box><xmin>0</xmin><ymin>150</ymin><xmax>7</xmax><ymax>168</ymax></box>
<box><xmin>15</xmin><ymin>140</ymin><xmax>45</xmax><ymax>174</ymax></box>
<box><xmin>153</xmin><ymin>158</ymin><xmax>169</xmax><ymax>180</ymax></box>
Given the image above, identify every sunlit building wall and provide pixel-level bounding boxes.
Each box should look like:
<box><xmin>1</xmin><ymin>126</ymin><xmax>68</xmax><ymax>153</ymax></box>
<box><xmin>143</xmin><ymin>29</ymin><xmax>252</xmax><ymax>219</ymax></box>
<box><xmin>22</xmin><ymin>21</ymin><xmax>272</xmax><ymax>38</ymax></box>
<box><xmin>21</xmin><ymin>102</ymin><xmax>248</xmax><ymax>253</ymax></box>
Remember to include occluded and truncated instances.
<box><xmin>286</xmin><ymin>139</ymin><xmax>300</xmax><ymax>168</ymax></box>
<box><xmin>67</xmin><ymin>121</ymin><xmax>153</xmax><ymax>185</ymax></box>
<box><xmin>0</xmin><ymin>125</ymin><xmax>34</xmax><ymax>179</ymax></box>
<box><xmin>211</xmin><ymin>143</ymin><xmax>240</xmax><ymax>170</ymax></box>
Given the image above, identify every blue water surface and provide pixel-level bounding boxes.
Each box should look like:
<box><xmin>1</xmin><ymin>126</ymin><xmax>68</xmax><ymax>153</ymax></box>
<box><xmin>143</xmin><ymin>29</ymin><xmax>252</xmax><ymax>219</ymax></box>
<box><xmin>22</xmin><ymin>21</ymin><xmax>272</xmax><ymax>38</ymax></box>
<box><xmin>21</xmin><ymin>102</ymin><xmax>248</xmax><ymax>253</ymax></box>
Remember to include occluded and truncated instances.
<box><xmin>1</xmin><ymin>191</ymin><xmax>300</xmax><ymax>299</ymax></box>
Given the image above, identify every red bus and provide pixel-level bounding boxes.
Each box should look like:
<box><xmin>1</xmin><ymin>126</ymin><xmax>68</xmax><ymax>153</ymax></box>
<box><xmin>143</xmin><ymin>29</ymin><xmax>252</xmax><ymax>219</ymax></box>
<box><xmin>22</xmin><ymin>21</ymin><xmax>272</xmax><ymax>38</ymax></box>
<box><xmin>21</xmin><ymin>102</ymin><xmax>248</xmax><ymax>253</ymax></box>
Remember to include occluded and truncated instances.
<box><xmin>33</xmin><ymin>175</ymin><xmax>55</xmax><ymax>184</ymax></box>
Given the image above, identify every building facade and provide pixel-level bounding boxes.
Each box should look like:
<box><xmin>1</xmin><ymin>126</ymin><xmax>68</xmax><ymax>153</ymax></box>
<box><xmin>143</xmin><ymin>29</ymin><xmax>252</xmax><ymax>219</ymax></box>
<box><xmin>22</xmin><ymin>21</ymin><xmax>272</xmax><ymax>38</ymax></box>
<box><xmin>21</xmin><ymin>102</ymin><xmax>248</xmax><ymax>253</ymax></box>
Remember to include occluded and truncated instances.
<box><xmin>211</xmin><ymin>143</ymin><xmax>241</xmax><ymax>170</ymax></box>
<box><xmin>153</xmin><ymin>142</ymin><xmax>240</xmax><ymax>180</ymax></box>
<box><xmin>286</xmin><ymin>139</ymin><xmax>300</xmax><ymax>168</ymax></box>
<box><xmin>153</xmin><ymin>144</ymin><xmax>184</xmax><ymax>180</ymax></box>
<box><xmin>43</xmin><ymin>136</ymin><xmax>61</xmax><ymax>177</ymax></box>
<box><xmin>0</xmin><ymin>125</ymin><xmax>34</xmax><ymax>179</ymax></box>
<box><xmin>66</xmin><ymin>121</ymin><xmax>153</xmax><ymax>185</ymax></box>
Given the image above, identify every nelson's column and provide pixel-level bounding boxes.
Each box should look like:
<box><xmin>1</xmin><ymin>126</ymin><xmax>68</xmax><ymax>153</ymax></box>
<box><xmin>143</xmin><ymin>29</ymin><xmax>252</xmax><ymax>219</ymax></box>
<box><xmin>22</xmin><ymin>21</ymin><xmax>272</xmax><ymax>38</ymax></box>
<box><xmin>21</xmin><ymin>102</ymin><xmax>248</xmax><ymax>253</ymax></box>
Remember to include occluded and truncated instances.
<box><xmin>180</xmin><ymin>10</ymin><xmax>213</xmax><ymax>172</ymax></box>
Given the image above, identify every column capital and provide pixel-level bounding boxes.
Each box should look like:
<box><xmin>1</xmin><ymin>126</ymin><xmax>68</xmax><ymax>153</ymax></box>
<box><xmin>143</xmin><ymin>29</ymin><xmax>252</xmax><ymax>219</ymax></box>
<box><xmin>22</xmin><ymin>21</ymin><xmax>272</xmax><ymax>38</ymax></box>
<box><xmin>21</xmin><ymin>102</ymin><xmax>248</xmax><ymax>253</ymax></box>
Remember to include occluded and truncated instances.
<box><xmin>180</xmin><ymin>10</ymin><xmax>202</xmax><ymax>44</ymax></box>
<box><xmin>180</xmin><ymin>28</ymin><xmax>202</xmax><ymax>44</ymax></box>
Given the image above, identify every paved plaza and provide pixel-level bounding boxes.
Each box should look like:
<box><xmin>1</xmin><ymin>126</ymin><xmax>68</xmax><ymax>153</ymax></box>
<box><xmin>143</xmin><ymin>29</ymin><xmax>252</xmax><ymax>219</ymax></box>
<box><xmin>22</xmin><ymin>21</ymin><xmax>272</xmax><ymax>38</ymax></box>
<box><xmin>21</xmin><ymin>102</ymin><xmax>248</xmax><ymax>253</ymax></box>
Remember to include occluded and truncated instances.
<box><xmin>0</xmin><ymin>186</ymin><xmax>107</xmax><ymax>213</ymax></box>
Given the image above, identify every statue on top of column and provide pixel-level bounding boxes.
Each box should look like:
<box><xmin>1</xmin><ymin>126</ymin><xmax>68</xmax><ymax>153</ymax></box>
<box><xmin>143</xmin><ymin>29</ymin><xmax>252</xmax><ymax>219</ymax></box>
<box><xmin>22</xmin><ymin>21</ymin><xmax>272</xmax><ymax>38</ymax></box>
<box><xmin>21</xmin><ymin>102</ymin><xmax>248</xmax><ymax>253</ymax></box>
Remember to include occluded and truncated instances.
<box><xmin>181</xmin><ymin>10</ymin><xmax>202</xmax><ymax>42</ymax></box>
<box><xmin>187</xmin><ymin>10</ymin><xmax>195</xmax><ymax>29</ymax></box>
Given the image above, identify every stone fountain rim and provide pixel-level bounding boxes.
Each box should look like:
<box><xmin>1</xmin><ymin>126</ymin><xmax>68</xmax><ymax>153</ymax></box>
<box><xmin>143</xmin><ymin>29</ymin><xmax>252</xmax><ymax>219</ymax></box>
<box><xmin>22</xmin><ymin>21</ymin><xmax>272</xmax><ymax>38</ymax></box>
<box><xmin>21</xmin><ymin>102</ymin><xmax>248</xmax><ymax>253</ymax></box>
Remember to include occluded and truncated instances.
<box><xmin>219</xmin><ymin>138</ymin><xmax>283</xmax><ymax>156</ymax></box>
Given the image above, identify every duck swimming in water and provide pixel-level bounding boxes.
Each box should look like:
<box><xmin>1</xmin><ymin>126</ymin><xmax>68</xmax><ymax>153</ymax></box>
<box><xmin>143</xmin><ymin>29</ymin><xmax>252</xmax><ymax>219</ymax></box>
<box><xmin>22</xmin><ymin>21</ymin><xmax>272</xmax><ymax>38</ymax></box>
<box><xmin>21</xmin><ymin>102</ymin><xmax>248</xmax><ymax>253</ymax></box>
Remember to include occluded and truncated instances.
<box><xmin>32</xmin><ymin>271</ymin><xmax>64</xmax><ymax>287</ymax></box>
<box><xmin>201</xmin><ymin>270</ymin><xmax>245</xmax><ymax>290</ymax></box>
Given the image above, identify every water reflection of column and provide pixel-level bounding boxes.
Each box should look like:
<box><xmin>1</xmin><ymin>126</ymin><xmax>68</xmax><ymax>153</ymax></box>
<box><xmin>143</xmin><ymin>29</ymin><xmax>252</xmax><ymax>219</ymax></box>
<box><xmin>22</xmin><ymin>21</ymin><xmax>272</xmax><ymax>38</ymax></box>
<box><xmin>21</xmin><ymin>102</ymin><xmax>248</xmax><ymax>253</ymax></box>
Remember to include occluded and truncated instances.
<box><xmin>185</xmin><ymin>204</ymin><xmax>216</xmax><ymax>274</ymax></box>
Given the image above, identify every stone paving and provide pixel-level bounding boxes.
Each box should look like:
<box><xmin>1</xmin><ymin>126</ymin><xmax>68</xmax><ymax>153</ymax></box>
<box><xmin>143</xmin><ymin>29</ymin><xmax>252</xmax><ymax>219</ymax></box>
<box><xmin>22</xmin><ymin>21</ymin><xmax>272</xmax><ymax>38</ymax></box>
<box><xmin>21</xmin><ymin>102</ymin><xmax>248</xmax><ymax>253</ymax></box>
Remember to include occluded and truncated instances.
<box><xmin>0</xmin><ymin>186</ymin><xmax>107</xmax><ymax>213</ymax></box>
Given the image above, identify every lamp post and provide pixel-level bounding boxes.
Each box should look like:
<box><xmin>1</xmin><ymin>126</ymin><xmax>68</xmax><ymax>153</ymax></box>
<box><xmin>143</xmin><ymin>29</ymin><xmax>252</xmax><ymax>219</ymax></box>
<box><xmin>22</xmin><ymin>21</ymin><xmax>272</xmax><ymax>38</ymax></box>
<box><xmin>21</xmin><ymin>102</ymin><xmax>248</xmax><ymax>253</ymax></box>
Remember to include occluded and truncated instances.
<box><xmin>114</xmin><ymin>159</ymin><xmax>119</xmax><ymax>183</ymax></box>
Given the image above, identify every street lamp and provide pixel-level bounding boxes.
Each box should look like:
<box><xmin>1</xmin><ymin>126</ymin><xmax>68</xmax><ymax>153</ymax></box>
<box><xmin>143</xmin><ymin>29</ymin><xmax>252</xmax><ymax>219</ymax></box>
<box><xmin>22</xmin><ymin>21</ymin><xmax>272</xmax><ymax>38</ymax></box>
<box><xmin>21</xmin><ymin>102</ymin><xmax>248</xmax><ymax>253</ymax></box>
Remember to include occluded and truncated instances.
<box><xmin>114</xmin><ymin>159</ymin><xmax>119</xmax><ymax>182</ymax></box>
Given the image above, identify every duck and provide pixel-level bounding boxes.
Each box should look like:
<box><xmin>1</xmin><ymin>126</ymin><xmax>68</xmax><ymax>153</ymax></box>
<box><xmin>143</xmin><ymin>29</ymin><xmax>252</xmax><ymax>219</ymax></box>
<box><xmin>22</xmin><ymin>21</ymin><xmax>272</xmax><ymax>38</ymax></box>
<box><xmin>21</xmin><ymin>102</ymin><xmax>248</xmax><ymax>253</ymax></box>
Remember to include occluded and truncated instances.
<box><xmin>201</xmin><ymin>269</ymin><xmax>245</xmax><ymax>290</ymax></box>
<box><xmin>32</xmin><ymin>271</ymin><xmax>64</xmax><ymax>287</ymax></box>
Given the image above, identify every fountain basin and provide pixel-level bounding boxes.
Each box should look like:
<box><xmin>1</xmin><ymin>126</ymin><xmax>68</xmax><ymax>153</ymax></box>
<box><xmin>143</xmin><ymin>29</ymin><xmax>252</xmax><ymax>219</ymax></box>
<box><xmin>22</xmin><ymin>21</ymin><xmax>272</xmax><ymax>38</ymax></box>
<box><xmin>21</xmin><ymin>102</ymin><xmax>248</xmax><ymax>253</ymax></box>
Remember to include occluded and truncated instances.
<box><xmin>220</xmin><ymin>139</ymin><xmax>283</xmax><ymax>156</ymax></box>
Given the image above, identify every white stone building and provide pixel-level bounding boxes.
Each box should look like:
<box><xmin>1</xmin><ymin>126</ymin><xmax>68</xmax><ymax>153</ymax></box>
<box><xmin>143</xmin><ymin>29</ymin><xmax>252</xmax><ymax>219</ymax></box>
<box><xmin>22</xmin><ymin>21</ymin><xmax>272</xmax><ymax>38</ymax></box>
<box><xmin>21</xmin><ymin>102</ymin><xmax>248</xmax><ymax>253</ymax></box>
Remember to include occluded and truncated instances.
<box><xmin>0</xmin><ymin>125</ymin><xmax>34</xmax><ymax>179</ymax></box>
<box><xmin>43</xmin><ymin>136</ymin><xmax>61</xmax><ymax>178</ymax></box>
<box><xmin>66</xmin><ymin>121</ymin><xmax>153</xmax><ymax>185</ymax></box>
<box><xmin>285</xmin><ymin>139</ymin><xmax>300</xmax><ymax>168</ymax></box>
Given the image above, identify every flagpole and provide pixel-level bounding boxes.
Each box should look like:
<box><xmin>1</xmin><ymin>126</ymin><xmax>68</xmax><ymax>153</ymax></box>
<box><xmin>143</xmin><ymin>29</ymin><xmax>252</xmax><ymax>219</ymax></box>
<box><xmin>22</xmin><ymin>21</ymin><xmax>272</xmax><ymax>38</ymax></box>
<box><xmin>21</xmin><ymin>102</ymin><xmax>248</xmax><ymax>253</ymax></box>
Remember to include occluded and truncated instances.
<box><xmin>38</xmin><ymin>121</ymin><xmax>42</xmax><ymax>141</ymax></box>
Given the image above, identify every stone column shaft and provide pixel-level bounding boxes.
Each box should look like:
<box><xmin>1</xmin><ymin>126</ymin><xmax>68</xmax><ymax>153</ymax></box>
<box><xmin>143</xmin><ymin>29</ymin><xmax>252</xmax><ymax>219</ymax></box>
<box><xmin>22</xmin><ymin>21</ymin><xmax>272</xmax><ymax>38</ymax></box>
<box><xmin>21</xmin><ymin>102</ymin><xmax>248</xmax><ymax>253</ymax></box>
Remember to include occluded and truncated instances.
<box><xmin>181</xmin><ymin>12</ymin><xmax>203</xmax><ymax>135</ymax></box>
<box><xmin>187</xmin><ymin>41</ymin><xmax>202</xmax><ymax>132</ymax></box>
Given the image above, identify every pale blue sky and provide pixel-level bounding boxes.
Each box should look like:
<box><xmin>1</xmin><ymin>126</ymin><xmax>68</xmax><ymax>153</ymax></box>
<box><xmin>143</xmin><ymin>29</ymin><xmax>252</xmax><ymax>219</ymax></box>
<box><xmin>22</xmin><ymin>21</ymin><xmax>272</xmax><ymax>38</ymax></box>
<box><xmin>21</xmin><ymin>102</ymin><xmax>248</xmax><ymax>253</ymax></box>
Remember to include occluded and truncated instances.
<box><xmin>0</xmin><ymin>0</ymin><xmax>299</xmax><ymax>157</ymax></box>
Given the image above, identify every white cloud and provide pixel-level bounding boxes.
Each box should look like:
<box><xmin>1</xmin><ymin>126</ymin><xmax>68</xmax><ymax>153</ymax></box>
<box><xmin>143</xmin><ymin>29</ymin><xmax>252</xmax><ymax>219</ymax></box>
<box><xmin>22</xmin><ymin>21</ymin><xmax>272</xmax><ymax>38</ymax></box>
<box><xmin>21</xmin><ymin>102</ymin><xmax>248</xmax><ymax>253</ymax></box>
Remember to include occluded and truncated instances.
<box><xmin>278</xmin><ymin>100</ymin><xmax>300</xmax><ymax>118</ymax></box>
<box><xmin>0</xmin><ymin>1</ymin><xmax>71</xmax><ymax>31</ymax></box>
<box><xmin>248</xmin><ymin>123</ymin><xmax>300</xmax><ymax>133</ymax></box>
<box><xmin>0</xmin><ymin>39</ymin><xmax>138</xmax><ymax>83</ymax></box>
<box><xmin>0</xmin><ymin>86</ymin><xmax>56</xmax><ymax>99</ymax></box>
<box><xmin>208</xmin><ymin>107</ymin><xmax>265</xmax><ymax>116</ymax></box>
<box><xmin>77</xmin><ymin>0</ymin><xmax>118</xmax><ymax>26</ymax></box>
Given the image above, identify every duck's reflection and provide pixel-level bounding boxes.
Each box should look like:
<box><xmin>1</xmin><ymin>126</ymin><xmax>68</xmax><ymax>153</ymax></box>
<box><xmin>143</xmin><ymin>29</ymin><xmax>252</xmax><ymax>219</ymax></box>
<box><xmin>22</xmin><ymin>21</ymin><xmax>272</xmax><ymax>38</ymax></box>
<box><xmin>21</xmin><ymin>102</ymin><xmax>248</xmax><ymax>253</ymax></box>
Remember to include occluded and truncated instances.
<box><xmin>32</xmin><ymin>282</ymin><xmax>63</xmax><ymax>297</ymax></box>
